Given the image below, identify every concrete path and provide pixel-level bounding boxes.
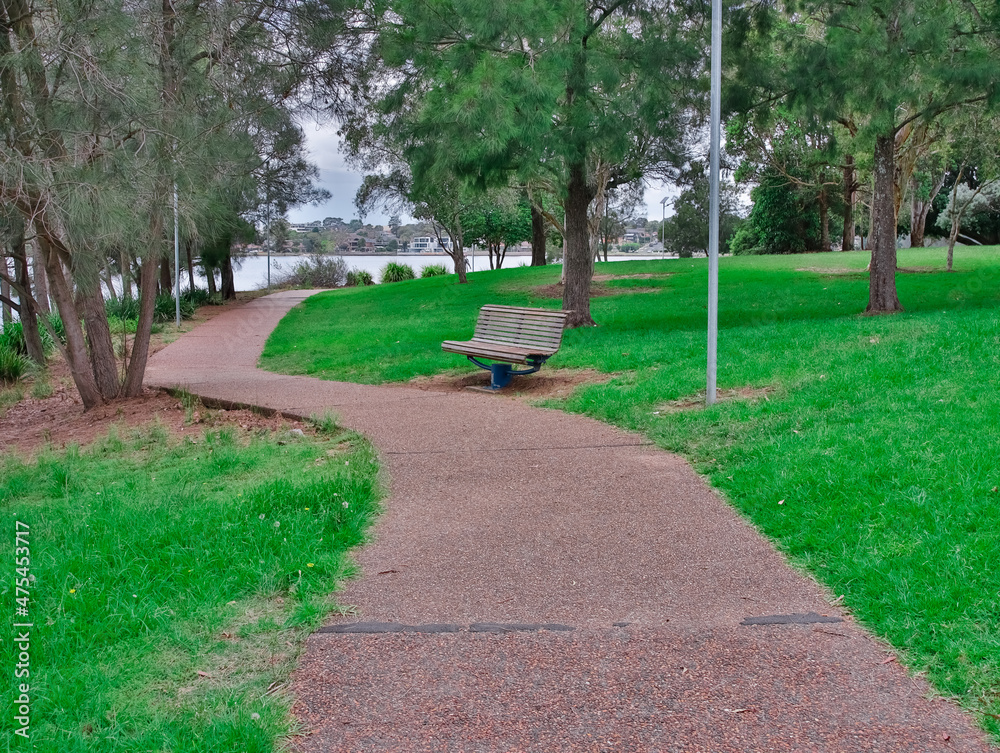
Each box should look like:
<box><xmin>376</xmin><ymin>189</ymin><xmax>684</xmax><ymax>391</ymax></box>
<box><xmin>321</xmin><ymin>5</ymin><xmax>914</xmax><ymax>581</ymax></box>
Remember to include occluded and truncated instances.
<box><xmin>146</xmin><ymin>290</ymin><xmax>995</xmax><ymax>752</ymax></box>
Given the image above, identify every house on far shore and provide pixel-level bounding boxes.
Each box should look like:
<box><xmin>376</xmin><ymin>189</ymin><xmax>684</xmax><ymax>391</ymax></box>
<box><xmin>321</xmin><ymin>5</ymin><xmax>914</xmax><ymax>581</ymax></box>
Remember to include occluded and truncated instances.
<box><xmin>623</xmin><ymin>228</ymin><xmax>652</xmax><ymax>245</ymax></box>
<box><xmin>408</xmin><ymin>236</ymin><xmax>452</xmax><ymax>253</ymax></box>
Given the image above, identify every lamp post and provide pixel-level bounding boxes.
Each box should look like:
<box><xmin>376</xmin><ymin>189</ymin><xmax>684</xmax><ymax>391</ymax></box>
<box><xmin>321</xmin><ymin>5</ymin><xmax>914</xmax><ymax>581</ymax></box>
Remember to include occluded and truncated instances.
<box><xmin>660</xmin><ymin>196</ymin><xmax>669</xmax><ymax>249</ymax></box>
<box><xmin>173</xmin><ymin>183</ymin><xmax>180</xmax><ymax>327</ymax></box>
<box><xmin>706</xmin><ymin>0</ymin><xmax>721</xmax><ymax>407</ymax></box>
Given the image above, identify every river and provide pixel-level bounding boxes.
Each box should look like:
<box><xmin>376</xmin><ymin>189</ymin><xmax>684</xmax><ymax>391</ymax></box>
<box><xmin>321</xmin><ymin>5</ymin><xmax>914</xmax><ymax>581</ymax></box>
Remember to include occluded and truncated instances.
<box><xmin>229</xmin><ymin>251</ymin><xmax>672</xmax><ymax>291</ymax></box>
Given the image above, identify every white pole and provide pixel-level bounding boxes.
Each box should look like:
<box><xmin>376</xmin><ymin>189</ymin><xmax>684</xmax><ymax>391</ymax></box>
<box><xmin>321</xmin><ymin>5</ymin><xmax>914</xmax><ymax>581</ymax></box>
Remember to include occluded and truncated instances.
<box><xmin>706</xmin><ymin>0</ymin><xmax>721</xmax><ymax>407</ymax></box>
<box><xmin>174</xmin><ymin>182</ymin><xmax>180</xmax><ymax>327</ymax></box>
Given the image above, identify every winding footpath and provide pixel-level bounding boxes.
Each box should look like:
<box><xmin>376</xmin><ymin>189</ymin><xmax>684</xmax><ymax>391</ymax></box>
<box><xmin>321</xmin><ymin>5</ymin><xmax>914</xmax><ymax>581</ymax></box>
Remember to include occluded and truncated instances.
<box><xmin>146</xmin><ymin>290</ymin><xmax>995</xmax><ymax>752</ymax></box>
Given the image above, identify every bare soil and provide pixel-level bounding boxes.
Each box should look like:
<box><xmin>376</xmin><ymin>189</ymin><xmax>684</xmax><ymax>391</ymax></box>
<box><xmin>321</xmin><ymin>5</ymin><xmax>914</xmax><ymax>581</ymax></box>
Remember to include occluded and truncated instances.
<box><xmin>532</xmin><ymin>282</ymin><xmax>661</xmax><ymax>299</ymax></box>
<box><xmin>408</xmin><ymin>368</ymin><xmax>612</xmax><ymax>400</ymax></box>
<box><xmin>655</xmin><ymin>386</ymin><xmax>774</xmax><ymax>413</ymax></box>
<box><xmin>0</xmin><ymin>295</ymin><xmax>305</xmax><ymax>459</ymax></box>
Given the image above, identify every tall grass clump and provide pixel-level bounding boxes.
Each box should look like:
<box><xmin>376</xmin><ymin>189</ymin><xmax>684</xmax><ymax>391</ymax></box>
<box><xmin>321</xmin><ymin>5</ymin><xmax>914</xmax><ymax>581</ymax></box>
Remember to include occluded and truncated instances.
<box><xmin>420</xmin><ymin>264</ymin><xmax>449</xmax><ymax>278</ymax></box>
<box><xmin>106</xmin><ymin>295</ymin><xmax>196</xmax><ymax>323</ymax></box>
<box><xmin>0</xmin><ymin>344</ymin><xmax>30</xmax><ymax>383</ymax></box>
<box><xmin>380</xmin><ymin>262</ymin><xmax>415</xmax><ymax>283</ymax></box>
<box><xmin>345</xmin><ymin>269</ymin><xmax>374</xmax><ymax>287</ymax></box>
<box><xmin>272</xmin><ymin>256</ymin><xmax>348</xmax><ymax>288</ymax></box>
<box><xmin>0</xmin><ymin>423</ymin><xmax>382</xmax><ymax>752</ymax></box>
<box><xmin>0</xmin><ymin>320</ymin><xmax>58</xmax><ymax>356</ymax></box>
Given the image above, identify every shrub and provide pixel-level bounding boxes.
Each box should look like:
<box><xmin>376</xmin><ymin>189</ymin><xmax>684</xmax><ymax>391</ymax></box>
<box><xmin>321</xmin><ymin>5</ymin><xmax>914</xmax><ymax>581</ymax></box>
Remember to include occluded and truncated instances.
<box><xmin>181</xmin><ymin>287</ymin><xmax>212</xmax><ymax>307</ymax></box>
<box><xmin>420</xmin><ymin>264</ymin><xmax>448</xmax><ymax>278</ymax></box>
<box><xmin>0</xmin><ymin>320</ymin><xmax>57</xmax><ymax>356</ymax></box>
<box><xmin>47</xmin><ymin>313</ymin><xmax>65</xmax><ymax>344</ymax></box>
<box><xmin>105</xmin><ymin>296</ymin><xmax>140</xmax><ymax>320</ymax></box>
<box><xmin>108</xmin><ymin>295</ymin><xmax>197</xmax><ymax>324</ymax></box>
<box><xmin>154</xmin><ymin>294</ymin><xmax>197</xmax><ymax>322</ymax></box>
<box><xmin>0</xmin><ymin>344</ymin><xmax>30</xmax><ymax>384</ymax></box>
<box><xmin>272</xmin><ymin>256</ymin><xmax>348</xmax><ymax>288</ymax></box>
<box><xmin>345</xmin><ymin>269</ymin><xmax>375</xmax><ymax>287</ymax></box>
<box><xmin>380</xmin><ymin>262</ymin><xmax>415</xmax><ymax>283</ymax></box>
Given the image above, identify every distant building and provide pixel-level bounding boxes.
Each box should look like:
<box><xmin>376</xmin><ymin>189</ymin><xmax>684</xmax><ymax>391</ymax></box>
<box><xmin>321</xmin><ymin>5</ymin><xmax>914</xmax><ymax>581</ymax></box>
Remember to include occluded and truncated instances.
<box><xmin>623</xmin><ymin>228</ymin><xmax>652</xmax><ymax>244</ymax></box>
<box><xmin>409</xmin><ymin>236</ymin><xmax>451</xmax><ymax>253</ymax></box>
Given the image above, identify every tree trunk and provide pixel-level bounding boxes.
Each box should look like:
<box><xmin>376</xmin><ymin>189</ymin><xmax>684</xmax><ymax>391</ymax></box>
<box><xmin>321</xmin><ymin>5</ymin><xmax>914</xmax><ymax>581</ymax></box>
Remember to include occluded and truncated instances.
<box><xmin>947</xmin><ymin>220</ymin><xmax>959</xmax><ymax>271</ymax></box>
<box><xmin>842</xmin><ymin>155</ymin><xmax>855</xmax><ymax>251</ymax></box>
<box><xmin>221</xmin><ymin>254</ymin><xmax>235</xmax><ymax>299</ymax></box>
<box><xmin>122</xmin><ymin>249</ymin><xmax>161</xmax><ymax>397</ymax></box>
<box><xmin>78</xmin><ymin>274</ymin><xmax>121</xmax><ymax>398</ymax></box>
<box><xmin>563</xmin><ymin>161</ymin><xmax>596</xmax><ymax>327</ymax></box>
<box><xmin>819</xmin><ymin>188</ymin><xmax>830</xmax><ymax>251</ymax></box>
<box><xmin>103</xmin><ymin>257</ymin><xmax>118</xmax><ymax>303</ymax></box>
<box><xmin>867</xmin><ymin>134</ymin><xmax>903</xmax><ymax>313</ymax></box>
<box><xmin>909</xmin><ymin>171</ymin><xmax>945</xmax><ymax>249</ymax></box>
<box><xmin>11</xmin><ymin>227</ymin><xmax>45</xmax><ymax>365</ymax></box>
<box><xmin>448</xmin><ymin>246</ymin><xmax>468</xmax><ymax>283</ymax></box>
<box><xmin>120</xmin><ymin>248</ymin><xmax>133</xmax><ymax>299</ymax></box>
<box><xmin>205</xmin><ymin>266</ymin><xmax>217</xmax><ymax>296</ymax></box>
<box><xmin>1</xmin><ymin>259</ymin><xmax>10</xmax><ymax>324</ymax></box>
<box><xmin>159</xmin><ymin>256</ymin><xmax>171</xmax><ymax>296</ymax></box>
<box><xmin>530</xmin><ymin>204</ymin><xmax>547</xmax><ymax>266</ymax></box>
<box><xmin>185</xmin><ymin>240</ymin><xmax>196</xmax><ymax>291</ymax></box>
<box><xmin>31</xmin><ymin>241</ymin><xmax>49</xmax><ymax>313</ymax></box>
<box><xmin>36</xmin><ymin>233</ymin><xmax>104</xmax><ymax>409</ymax></box>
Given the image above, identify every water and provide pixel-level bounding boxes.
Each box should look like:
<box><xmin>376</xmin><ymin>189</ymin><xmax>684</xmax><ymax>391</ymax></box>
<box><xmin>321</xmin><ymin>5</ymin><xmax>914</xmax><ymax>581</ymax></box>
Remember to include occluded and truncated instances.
<box><xmin>231</xmin><ymin>252</ymin><xmax>671</xmax><ymax>291</ymax></box>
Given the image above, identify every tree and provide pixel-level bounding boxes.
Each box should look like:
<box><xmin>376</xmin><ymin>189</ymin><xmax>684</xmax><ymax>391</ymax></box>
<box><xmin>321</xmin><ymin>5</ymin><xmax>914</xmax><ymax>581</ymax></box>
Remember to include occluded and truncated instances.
<box><xmin>356</xmin><ymin>170</ymin><xmax>473</xmax><ymax>283</ymax></box>
<box><xmin>664</xmin><ymin>166</ymin><xmax>743</xmax><ymax>257</ymax></box>
<box><xmin>342</xmin><ymin>0</ymin><xmax>702</xmax><ymax>327</ymax></box>
<box><xmin>0</xmin><ymin>0</ymin><xmax>345</xmax><ymax>407</ymax></box>
<box><xmin>730</xmin><ymin>170</ymin><xmax>820</xmax><ymax>255</ymax></box>
<box><xmin>464</xmin><ymin>193</ymin><xmax>532</xmax><ymax>270</ymax></box>
<box><xmin>775</xmin><ymin>0</ymin><xmax>1000</xmax><ymax>312</ymax></box>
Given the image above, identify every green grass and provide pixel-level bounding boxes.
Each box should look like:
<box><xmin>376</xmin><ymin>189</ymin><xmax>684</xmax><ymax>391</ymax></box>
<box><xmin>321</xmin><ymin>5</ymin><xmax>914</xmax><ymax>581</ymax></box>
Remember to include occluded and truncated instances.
<box><xmin>0</xmin><ymin>420</ymin><xmax>382</xmax><ymax>752</ymax></box>
<box><xmin>261</xmin><ymin>246</ymin><xmax>1000</xmax><ymax>735</ymax></box>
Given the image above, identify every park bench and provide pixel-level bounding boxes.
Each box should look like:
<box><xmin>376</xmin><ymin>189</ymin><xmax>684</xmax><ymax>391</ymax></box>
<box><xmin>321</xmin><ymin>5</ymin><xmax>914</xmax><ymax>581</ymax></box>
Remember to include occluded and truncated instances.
<box><xmin>442</xmin><ymin>304</ymin><xmax>571</xmax><ymax>390</ymax></box>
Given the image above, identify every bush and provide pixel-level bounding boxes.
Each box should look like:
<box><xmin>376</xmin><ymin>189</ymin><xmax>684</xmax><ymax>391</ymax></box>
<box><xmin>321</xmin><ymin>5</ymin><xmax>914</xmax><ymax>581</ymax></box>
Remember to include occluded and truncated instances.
<box><xmin>181</xmin><ymin>287</ymin><xmax>212</xmax><ymax>307</ymax></box>
<box><xmin>345</xmin><ymin>269</ymin><xmax>374</xmax><ymax>287</ymax></box>
<box><xmin>154</xmin><ymin>294</ymin><xmax>197</xmax><ymax>322</ymax></box>
<box><xmin>0</xmin><ymin>344</ymin><xmax>30</xmax><ymax>384</ymax></box>
<box><xmin>420</xmin><ymin>264</ymin><xmax>448</xmax><ymax>278</ymax></box>
<box><xmin>47</xmin><ymin>313</ymin><xmax>65</xmax><ymax>344</ymax></box>
<box><xmin>272</xmin><ymin>256</ymin><xmax>348</xmax><ymax>288</ymax></box>
<box><xmin>380</xmin><ymin>262</ymin><xmax>415</xmax><ymax>283</ymax></box>
<box><xmin>108</xmin><ymin>294</ymin><xmax>199</xmax><ymax>324</ymax></box>
<box><xmin>105</xmin><ymin>296</ymin><xmax>140</xmax><ymax>320</ymax></box>
<box><xmin>0</xmin><ymin>320</ymin><xmax>57</xmax><ymax>356</ymax></box>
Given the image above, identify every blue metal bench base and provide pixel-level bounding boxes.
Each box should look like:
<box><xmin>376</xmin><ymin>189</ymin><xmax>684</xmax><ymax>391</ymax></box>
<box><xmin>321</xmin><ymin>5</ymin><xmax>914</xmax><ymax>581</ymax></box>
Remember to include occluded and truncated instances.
<box><xmin>467</xmin><ymin>356</ymin><xmax>547</xmax><ymax>390</ymax></box>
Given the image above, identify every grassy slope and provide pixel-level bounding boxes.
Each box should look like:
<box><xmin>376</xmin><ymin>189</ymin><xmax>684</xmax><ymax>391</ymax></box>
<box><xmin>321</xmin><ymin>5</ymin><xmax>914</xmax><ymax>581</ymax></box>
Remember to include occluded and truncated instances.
<box><xmin>261</xmin><ymin>247</ymin><xmax>1000</xmax><ymax>734</ymax></box>
<box><xmin>0</xmin><ymin>423</ymin><xmax>381</xmax><ymax>752</ymax></box>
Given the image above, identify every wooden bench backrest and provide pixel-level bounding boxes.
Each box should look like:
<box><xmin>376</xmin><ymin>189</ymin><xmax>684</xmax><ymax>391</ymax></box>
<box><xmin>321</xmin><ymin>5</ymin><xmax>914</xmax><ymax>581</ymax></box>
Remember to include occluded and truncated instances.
<box><xmin>473</xmin><ymin>305</ymin><xmax>569</xmax><ymax>354</ymax></box>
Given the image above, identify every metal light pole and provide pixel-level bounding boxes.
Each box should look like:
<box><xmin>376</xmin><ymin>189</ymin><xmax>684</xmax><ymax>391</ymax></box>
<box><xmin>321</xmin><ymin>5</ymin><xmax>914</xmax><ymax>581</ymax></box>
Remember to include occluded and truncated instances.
<box><xmin>706</xmin><ymin>0</ymin><xmax>722</xmax><ymax>407</ymax></box>
<box><xmin>660</xmin><ymin>196</ymin><xmax>668</xmax><ymax>249</ymax></box>
<box><xmin>174</xmin><ymin>183</ymin><xmax>181</xmax><ymax>328</ymax></box>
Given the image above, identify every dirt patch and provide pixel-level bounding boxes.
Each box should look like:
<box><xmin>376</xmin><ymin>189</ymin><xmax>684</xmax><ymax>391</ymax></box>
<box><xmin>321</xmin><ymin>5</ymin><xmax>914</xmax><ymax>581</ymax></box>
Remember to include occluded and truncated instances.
<box><xmin>796</xmin><ymin>266</ymin><xmax>945</xmax><ymax>276</ymax></box>
<box><xmin>0</xmin><ymin>385</ymin><xmax>308</xmax><ymax>459</ymax></box>
<box><xmin>796</xmin><ymin>267</ymin><xmax>864</xmax><ymax>275</ymax></box>
<box><xmin>533</xmin><ymin>282</ymin><xmax>662</xmax><ymax>299</ymax></box>
<box><xmin>0</xmin><ymin>295</ymin><xmax>303</xmax><ymax>460</ymax></box>
<box><xmin>655</xmin><ymin>386</ymin><xmax>774</xmax><ymax>413</ymax></box>
<box><xmin>409</xmin><ymin>368</ymin><xmax>611</xmax><ymax>400</ymax></box>
<box><xmin>592</xmin><ymin>272</ymin><xmax>672</xmax><ymax>282</ymax></box>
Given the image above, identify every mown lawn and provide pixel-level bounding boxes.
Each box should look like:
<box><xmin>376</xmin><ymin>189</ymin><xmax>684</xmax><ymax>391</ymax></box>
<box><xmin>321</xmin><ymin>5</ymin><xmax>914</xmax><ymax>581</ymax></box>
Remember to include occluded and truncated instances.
<box><xmin>261</xmin><ymin>246</ymin><xmax>1000</xmax><ymax>735</ymax></box>
<box><xmin>0</xmin><ymin>420</ymin><xmax>381</xmax><ymax>752</ymax></box>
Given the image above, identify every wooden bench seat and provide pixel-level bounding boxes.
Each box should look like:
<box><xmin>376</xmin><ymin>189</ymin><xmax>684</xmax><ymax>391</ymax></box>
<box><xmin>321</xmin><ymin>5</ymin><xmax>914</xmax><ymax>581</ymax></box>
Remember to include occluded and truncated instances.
<box><xmin>442</xmin><ymin>304</ymin><xmax>571</xmax><ymax>390</ymax></box>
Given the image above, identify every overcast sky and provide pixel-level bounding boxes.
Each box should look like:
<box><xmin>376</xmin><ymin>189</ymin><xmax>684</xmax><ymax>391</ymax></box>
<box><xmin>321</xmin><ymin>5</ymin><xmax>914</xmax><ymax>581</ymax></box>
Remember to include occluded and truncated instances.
<box><xmin>286</xmin><ymin>122</ymin><xmax>680</xmax><ymax>227</ymax></box>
